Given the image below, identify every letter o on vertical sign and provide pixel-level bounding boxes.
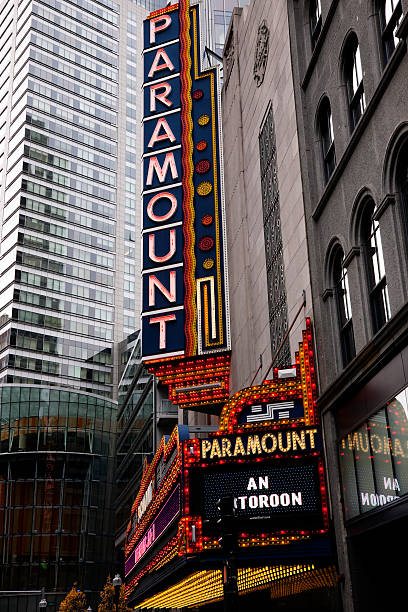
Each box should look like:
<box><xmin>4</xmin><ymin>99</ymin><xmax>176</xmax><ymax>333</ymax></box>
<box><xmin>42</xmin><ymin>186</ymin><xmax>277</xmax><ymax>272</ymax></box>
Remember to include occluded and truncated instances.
<box><xmin>147</xmin><ymin>192</ymin><xmax>178</xmax><ymax>223</ymax></box>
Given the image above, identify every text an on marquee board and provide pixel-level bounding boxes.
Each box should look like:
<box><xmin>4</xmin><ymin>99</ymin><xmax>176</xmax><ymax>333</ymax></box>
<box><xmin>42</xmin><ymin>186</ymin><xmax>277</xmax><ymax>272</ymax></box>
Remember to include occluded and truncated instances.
<box><xmin>194</xmin><ymin>459</ymin><xmax>325</xmax><ymax>531</ymax></box>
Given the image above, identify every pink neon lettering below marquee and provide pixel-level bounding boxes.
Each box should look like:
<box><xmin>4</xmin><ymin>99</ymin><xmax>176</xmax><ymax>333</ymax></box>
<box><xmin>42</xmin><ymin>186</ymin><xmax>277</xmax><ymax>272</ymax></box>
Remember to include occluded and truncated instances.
<box><xmin>134</xmin><ymin>524</ymin><xmax>155</xmax><ymax>564</ymax></box>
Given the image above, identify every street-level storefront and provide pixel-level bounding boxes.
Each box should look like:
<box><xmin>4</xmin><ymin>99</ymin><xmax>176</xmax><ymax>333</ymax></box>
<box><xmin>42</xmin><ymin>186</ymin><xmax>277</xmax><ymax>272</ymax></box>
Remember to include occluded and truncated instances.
<box><xmin>124</xmin><ymin>321</ymin><xmax>341</xmax><ymax>609</ymax></box>
<box><xmin>315</xmin><ymin>301</ymin><xmax>408</xmax><ymax>611</ymax></box>
<box><xmin>332</xmin><ymin>332</ymin><xmax>408</xmax><ymax>611</ymax></box>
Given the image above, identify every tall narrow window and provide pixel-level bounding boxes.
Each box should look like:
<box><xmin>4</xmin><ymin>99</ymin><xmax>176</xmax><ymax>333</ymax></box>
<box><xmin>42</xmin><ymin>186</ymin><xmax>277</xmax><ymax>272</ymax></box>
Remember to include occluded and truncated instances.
<box><xmin>333</xmin><ymin>251</ymin><xmax>355</xmax><ymax>367</ymax></box>
<box><xmin>344</xmin><ymin>37</ymin><xmax>366</xmax><ymax>131</ymax></box>
<box><xmin>396</xmin><ymin>141</ymin><xmax>408</xmax><ymax>245</ymax></box>
<box><xmin>362</xmin><ymin>205</ymin><xmax>391</xmax><ymax>333</ymax></box>
<box><xmin>318</xmin><ymin>98</ymin><xmax>336</xmax><ymax>183</ymax></box>
<box><xmin>310</xmin><ymin>0</ymin><xmax>322</xmax><ymax>49</ymax></box>
<box><xmin>379</xmin><ymin>0</ymin><xmax>402</xmax><ymax>64</ymax></box>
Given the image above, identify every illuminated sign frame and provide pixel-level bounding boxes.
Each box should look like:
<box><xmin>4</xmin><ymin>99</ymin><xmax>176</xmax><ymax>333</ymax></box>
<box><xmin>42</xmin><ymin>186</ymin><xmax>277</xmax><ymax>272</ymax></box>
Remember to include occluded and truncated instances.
<box><xmin>141</xmin><ymin>0</ymin><xmax>231</xmax><ymax>409</ymax></box>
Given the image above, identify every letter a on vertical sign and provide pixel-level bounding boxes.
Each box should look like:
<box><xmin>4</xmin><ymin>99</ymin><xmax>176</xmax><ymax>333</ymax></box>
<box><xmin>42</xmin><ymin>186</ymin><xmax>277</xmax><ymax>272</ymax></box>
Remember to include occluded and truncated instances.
<box><xmin>141</xmin><ymin>1</ymin><xmax>231</xmax><ymax>410</ymax></box>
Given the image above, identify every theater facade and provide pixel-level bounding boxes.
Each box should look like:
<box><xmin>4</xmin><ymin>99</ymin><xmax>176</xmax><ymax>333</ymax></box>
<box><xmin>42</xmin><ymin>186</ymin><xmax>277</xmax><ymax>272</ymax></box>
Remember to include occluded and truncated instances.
<box><xmin>124</xmin><ymin>321</ymin><xmax>340</xmax><ymax>608</ymax></box>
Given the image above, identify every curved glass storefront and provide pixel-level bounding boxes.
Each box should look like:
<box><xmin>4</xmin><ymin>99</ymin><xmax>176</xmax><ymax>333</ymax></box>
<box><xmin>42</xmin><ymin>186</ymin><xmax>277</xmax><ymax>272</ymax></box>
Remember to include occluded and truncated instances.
<box><xmin>0</xmin><ymin>385</ymin><xmax>117</xmax><ymax>608</ymax></box>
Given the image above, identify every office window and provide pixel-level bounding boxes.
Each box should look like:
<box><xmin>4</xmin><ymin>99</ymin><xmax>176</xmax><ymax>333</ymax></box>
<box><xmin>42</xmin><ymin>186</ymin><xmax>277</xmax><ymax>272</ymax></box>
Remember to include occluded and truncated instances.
<box><xmin>361</xmin><ymin>203</ymin><xmax>391</xmax><ymax>333</ymax></box>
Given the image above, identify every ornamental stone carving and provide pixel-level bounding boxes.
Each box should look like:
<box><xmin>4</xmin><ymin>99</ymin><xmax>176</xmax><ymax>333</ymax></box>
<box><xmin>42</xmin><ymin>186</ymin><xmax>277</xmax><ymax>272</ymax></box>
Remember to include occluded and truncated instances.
<box><xmin>253</xmin><ymin>20</ymin><xmax>270</xmax><ymax>87</ymax></box>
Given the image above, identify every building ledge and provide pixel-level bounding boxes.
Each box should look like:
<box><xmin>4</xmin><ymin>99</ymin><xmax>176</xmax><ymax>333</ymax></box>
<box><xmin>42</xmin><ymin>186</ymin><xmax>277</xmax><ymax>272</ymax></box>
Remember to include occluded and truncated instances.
<box><xmin>317</xmin><ymin>300</ymin><xmax>408</xmax><ymax>414</ymax></box>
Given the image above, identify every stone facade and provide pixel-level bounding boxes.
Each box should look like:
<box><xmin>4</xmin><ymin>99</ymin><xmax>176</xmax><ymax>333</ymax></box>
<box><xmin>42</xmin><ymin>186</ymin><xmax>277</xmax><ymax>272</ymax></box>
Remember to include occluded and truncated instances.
<box><xmin>222</xmin><ymin>0</ymin><xmax>312</xmax><ymax>395</ymax></box>
<box><xmin>288</xmin><ymin>0</ymin><xmax>408</xmax><ymax>610</ymax></box>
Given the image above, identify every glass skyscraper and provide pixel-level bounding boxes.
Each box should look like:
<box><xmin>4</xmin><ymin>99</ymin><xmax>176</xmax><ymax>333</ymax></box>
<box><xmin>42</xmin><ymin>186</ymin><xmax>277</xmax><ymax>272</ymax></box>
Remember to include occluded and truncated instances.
<box><xmin>0</xmin><ymin>0</ymin><xmax>123</xmax><ymax>398</ymax></box>
<box><xmin>0</xmin><ymin>385</ymin><xmax>117</xmax><ymax>609</ymax></box>
<box><xmin>203</xmin><ymin>0</ymin><xmax>251</xmax><ymax>56</ymax></box>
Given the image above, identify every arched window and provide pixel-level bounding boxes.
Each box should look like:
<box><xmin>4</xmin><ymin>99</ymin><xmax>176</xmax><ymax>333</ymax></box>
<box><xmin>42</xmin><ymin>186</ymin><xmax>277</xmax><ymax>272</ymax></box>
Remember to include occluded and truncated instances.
<box><xmin>361</xmin><ymin>203</ymin><xmax>391</xmax><ymax>333</ymax></box>
<box><xmin>333</xmin><ymin>249</ymin><xmax>355</xmax><ymax>366</ymax></box>
<box><xmin>396</xmin><ymin>140</ymin><xmax>408</xmax><ymax>239</ymax></box>
<box><xmin>310</xmin><ymin>0</ymin><xmax>322</xmax><ymax>49</ymax></box>
<box><xmin>318</xmin><ymin>98</ymin><xmax>336</xmax><ymax>183</ymax></box>
<box><xmin>379</xmin><ymin>0</ymin><xmax>402</xmax><ymax>65</ymax></box>
<box><xmin>343</xmin><ymin>36</ymin><xmax>366</xmax><ymax>131</ymax></box>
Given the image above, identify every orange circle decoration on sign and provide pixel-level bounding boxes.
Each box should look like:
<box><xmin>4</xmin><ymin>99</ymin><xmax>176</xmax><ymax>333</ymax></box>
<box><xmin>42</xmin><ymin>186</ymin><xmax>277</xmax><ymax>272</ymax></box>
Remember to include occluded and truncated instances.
<box><xmin>197</xmin><ymin>140</ymin><xmax>208</xmax><ymax>151</ymax></box>
<box><xmin>201</xmin><ymin>214</ymin><xmax>213</xmax><ymax>226</ymax></box>
<box><xmin>198</xmin><ymin>236</ymin><xmax>214</xmax><ymax>251</ymax></box>
<box><xmin>197</xmin><ymin>181</ymin><xmax>213</xmax><ymax>196</ymax></box>
<box><xmin>198</xmin><ymin>114</ymin><xmax>210</xmax><ymax>126</ymax></box>
<box><xmin>203</xmin><ymin>258</ymin><xmax>214</xmax><ymax>269</ymax></box>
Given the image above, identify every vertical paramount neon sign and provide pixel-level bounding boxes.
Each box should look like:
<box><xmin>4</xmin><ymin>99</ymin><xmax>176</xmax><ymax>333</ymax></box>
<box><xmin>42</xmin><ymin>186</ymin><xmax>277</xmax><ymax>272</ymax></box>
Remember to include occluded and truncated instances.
<box><xmin>141</xmin><ymin>1</ymin><xmax>231</xmax><ymax>409</ymax></box>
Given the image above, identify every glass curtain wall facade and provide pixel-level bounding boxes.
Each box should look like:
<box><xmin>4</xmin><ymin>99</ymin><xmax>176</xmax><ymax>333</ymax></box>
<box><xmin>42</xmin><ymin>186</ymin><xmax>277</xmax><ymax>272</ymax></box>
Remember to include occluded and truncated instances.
<box><xmin>0</xmin><ymin>385</ymin><xmax>117</xmax><ymax>609</ymax></box>
<box><xmin>0</xmin><ymin>0</ymin><xmax>122</xmax><ymax>398</ymax></box>
<box><xmin>204</xmin><ymin>0</ymin><xmax>251</xmax><ymax>56</ymax></box>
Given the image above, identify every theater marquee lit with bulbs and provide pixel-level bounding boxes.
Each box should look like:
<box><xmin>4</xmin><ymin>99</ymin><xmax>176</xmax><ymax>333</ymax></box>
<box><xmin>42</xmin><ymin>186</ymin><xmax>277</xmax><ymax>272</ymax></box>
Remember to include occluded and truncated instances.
<box><xmin>125</xmin><ymin>321</ymin><xmax>338</xmax><ymax>608</ymax></box>
<box><xmin>141</xmin><ymin>0</ymin><xmax>231</xmax><ymax>410</ymax></box>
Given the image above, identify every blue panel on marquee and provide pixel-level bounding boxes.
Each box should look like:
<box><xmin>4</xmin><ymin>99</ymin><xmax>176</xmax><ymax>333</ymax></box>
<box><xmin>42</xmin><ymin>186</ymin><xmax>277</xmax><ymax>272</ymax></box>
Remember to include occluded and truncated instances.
<box><xmin>237</xmin><ymin>399</ymin><xmax>306</xmax><ymax>425</ymax></box>
<box><xmin>143</xmin><ymin>76</ymin><xmax>181</xmax><ymax>119</ymax></box>
<box><xmin>143</xmin><ymin>111</ymin><xmax>182</xmax><ymax>153</ymax></box>
<box><xmin>142</xmin><ymin>266</ymin><xmax>184</xmax><ymax>312</ymax></box>
<box><xmin>143</xmin><ymin>225</ymin><xmax>183</xmax><ymax>270</ymax></box>
<box><xmin>143</xmin><ymin>12</ymin><xmax>180</xmax><ymax>49</ymax></box>
<box><xmin>143</xmin><ymin>42</ymin><xmax>180</xmax><ymax>83</ymax></box>
<box><xmin>143</xmin><ymin>148</ymin><xmax>182</xmax><ymax>190</ymax></box>
<box><xmin>142</xmin><ymin>308</ymin><xmax>184</xmax><ymax>356</ymax></box>
<box><xmin>143</xmin><ymin>186</ymin><xmax>183</xmax><ymax>230</ymax></box>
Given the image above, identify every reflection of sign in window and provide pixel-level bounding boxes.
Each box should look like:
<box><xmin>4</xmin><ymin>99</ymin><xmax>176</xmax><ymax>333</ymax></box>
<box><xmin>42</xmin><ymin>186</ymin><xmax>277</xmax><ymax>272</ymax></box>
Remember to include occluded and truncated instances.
<box><xmin>339</xmin><ymin>387</ymin><xmax>408</xmax><ymax>520</ymax></box>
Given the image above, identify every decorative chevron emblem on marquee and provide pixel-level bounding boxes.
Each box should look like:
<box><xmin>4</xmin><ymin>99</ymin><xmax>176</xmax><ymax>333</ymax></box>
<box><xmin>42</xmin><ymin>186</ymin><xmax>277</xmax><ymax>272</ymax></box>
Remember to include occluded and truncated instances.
<box><xmin>246</xmin><ymin>402</ymin><xmax>296</xmax><ymax>422</ymax></box>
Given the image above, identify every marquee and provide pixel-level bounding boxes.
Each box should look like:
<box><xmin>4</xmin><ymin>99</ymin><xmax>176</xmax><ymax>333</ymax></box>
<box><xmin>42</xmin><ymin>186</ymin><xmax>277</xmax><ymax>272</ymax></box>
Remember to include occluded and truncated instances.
<box><xmin>125</xmin><ymin>320</ymin><xmax>336</xmax><ymax>607</ymax></box>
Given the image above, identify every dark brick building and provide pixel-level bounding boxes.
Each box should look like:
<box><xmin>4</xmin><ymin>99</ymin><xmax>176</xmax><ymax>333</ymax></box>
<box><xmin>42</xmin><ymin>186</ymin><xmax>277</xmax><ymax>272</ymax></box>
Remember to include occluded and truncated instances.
<box><xmin>288</xmin><ymin>1</ymin><xmax>408</xmax><ymax>610</ymax></box>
